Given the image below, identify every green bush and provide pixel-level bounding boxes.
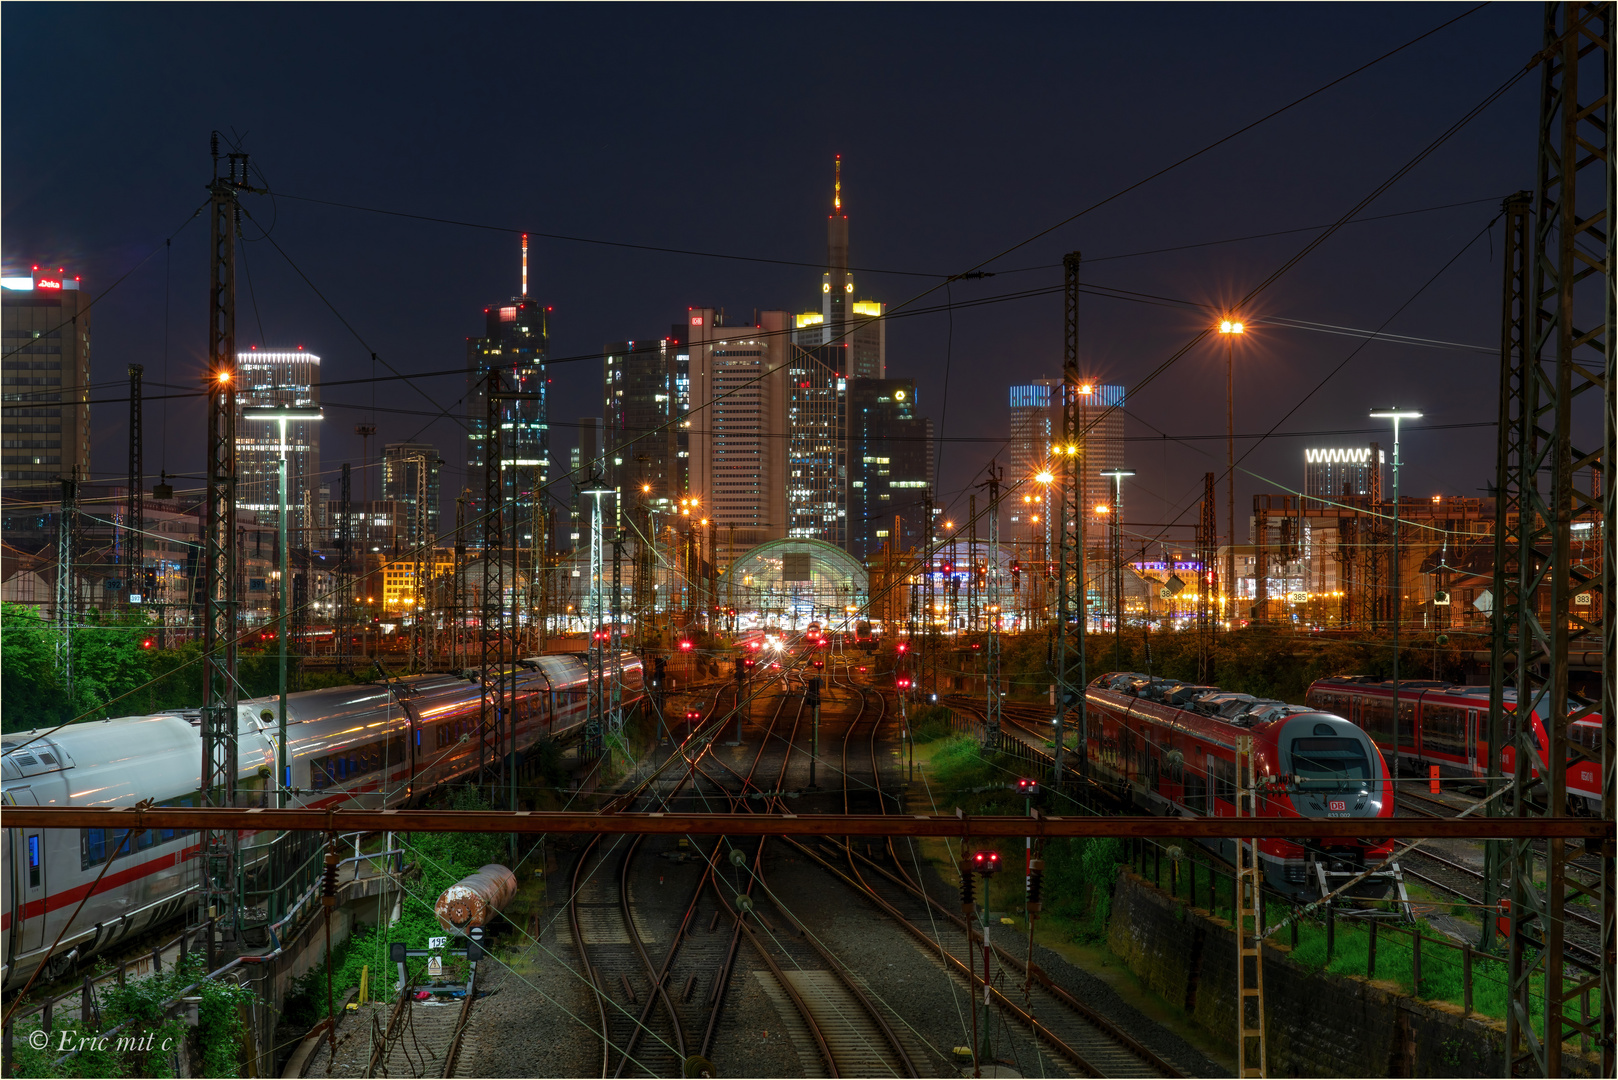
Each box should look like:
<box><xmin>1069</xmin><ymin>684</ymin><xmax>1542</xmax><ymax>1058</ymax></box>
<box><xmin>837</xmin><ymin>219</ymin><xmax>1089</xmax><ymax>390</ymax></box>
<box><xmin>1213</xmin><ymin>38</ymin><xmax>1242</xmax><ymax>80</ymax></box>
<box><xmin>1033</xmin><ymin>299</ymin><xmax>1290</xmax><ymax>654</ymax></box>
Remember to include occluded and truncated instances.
<box><xmin>909</xmin><ymin>705</ymin><xmax>954</xmax><ymax>742</ymax></box>
<box><xmin>1042</xmin><ymin>837</ymin><xmax>1123</xmax><ymax>941</ymax></box>
<box><xmin>287</xmin><ymin>788</ymin><xmax>514</xmax><ymax>1022</ymax></box>
<box><xmin>9</xmin><ymin>953</ymin><xmax>254</xmax><ymax>1078</ymax></box>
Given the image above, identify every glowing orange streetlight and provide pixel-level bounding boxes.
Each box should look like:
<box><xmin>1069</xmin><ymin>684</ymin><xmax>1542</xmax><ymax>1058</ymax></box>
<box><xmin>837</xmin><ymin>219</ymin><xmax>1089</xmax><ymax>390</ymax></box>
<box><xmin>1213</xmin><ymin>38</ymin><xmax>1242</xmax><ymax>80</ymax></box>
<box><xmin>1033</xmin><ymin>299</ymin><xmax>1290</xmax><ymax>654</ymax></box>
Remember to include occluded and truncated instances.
<box><xmin>1218</xmin><ymin>316</ymin><xmax>1246</xmax><ymax>617</ymax></box>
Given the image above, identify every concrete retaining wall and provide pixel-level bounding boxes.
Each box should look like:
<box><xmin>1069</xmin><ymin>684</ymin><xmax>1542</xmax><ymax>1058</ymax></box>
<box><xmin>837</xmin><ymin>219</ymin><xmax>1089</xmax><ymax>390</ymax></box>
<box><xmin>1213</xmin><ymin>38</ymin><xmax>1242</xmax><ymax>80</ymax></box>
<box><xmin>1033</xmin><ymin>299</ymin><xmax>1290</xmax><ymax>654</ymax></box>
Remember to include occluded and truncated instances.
<box><xmin>1106</xmin><ymin>869</ymin><xmax>1597</xmax><ymax>1078</ymax></box>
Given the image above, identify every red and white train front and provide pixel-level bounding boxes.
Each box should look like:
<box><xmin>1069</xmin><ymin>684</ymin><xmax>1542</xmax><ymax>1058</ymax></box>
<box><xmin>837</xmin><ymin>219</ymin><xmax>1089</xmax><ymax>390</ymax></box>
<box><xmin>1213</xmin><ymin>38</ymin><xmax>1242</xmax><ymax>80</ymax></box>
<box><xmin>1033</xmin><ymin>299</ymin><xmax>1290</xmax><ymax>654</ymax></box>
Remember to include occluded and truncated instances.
<box><xmin>1084</xmin><ymin>673</ymin><xmax>1397</xmax><ymax>900</ymax></box>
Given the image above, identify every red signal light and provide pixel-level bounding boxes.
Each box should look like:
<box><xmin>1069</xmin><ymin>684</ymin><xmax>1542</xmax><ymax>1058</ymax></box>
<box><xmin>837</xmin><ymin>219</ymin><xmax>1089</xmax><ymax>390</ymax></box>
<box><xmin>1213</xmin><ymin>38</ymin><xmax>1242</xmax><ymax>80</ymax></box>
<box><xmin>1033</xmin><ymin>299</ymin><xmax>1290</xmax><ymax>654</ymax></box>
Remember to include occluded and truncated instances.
<box><xmin>1015</xmin><ymin>777</ymin><xmax>1039</xmax><ymax>796</ymax></box>
<box><xmin>686</xmin><ymin>711</ymin><xmax>701</xmax><ymax>720</ymax></box>
<box><xmin>896</xmin><ymin>642</ymin><xmax>908</xmax><ymax>654</ymax></box>
<box><xmin>970</xmin><ymin>850</ymin><xmax>1001</xmax><ymax>875</ymax></box>
<box><xmin>141</xmin><ymin>638</ymin><xmax>155</xmax><ymax>649</ymax></box>
<box><xmin>679</xmin><ymin>640</ymin><xmax>694</xmax><ymax>651</ymax></box>
<box><xmin>896</xmin><ymin>677</ymin><xmax>912</xmax><ymax>690</ymax></box>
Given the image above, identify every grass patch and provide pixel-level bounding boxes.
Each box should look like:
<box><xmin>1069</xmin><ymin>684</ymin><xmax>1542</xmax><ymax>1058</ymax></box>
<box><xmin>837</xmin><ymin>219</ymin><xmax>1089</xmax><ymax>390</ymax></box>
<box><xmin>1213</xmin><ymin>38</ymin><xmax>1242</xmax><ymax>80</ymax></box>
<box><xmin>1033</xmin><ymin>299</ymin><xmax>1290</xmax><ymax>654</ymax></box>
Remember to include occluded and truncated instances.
<box><xmin>1122</xmin><ymin>842</ymin><xmax>1602</xmax><ymax>1045</ymax></box>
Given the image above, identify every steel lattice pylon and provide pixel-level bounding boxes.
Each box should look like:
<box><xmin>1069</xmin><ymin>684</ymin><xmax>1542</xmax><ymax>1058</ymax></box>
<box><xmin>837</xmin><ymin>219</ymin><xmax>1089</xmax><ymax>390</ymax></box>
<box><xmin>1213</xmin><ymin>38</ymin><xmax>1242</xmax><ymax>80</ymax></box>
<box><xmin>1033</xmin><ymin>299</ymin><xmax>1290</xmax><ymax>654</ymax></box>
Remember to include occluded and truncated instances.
<box><xmin>982</xmin><ymin>462</ymin><xmax>1004</xmax><ymax>747</ymax></box>
<box><xmin>1197</xmin><ymin>471</ymin><xmax>1216</xmax><ymax>681</ymax></box>
<box><xmin>336</xmin><ymin>463</ymin><xmax>352</xmax><ymax>673</ymax></box>
<box><xmin>1051</xmin><ymin>252</ymin><xmax>1087</xmax><ymax>782</ymax></box>
<box><xmin>1493</xmin><ymin>5</ymin><xmax>1613</xmax><ymax>1075</ymax></box>
<box><xmin>55</xmin><ymin>475</ymin><xmax>75</xmax><ymax>694</ymax></box>
<box><xmin>1483</xmin><ymin>190</ymin><xmax>1533</xmax><ymax>950</ymax></box>
<box><xmin>125</xmin><ymin>364</ymin><xmax>143</xmax><ymax>612</ymax></box>
<box><xmin>200</xmin><ymin>142</ymin><xmax>249</xmax><ymax>957</ymax></box>
<box><xmin>453</xmin><ymin>490</ymin><xmax>467</xmax><ymax>670</ymax></box>
<box><xmin>585</xmin><ymin>484</ymin><xmax>606</xmax><ymax>761</ymax></box>
<box><xmin>480</xmin><ymin>367</ymin><xmax>505</xmax><ymax>795</ymax></box>
<box><xmin>408</xmin><ymin>452</ymin><xmax>430</xmax><ymax>672</ymax></box>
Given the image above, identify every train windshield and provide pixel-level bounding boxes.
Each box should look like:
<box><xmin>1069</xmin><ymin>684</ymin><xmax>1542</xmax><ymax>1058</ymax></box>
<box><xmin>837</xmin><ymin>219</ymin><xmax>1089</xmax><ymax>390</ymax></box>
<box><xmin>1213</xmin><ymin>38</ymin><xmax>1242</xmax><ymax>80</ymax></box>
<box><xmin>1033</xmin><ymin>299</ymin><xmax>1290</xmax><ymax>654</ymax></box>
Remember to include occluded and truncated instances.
<box><xmin>1288</xmin><ymin>736</ymin><xmax>1372</xmax><ymax>791</ymax></box>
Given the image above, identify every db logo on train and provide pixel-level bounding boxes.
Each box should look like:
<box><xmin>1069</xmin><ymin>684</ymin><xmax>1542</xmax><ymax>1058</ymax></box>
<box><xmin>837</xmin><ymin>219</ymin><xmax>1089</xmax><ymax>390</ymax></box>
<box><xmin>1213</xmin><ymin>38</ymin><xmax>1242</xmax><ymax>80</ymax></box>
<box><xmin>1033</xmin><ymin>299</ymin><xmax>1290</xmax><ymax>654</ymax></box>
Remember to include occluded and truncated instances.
<box><xmin>1328</xmin><ymin>800</ymin><xmax>1347</xmax><ymax>812</ymax></box>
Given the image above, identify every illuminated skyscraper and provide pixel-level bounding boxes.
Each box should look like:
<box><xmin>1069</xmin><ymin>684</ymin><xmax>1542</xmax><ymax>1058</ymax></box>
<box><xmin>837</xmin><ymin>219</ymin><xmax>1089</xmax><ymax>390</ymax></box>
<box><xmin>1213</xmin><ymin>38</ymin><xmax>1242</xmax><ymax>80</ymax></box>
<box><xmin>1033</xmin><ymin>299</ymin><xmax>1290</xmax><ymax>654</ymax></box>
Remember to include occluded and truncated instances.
<box><xmin>382</xmin><ymin>441</ymin><xmax>442</xmax><ymax>547</ymax></box>
<box><xmin>1008</xmin><ymin>378</ymin><xmax>1124</xmax><ymax>534</ymax></box>
<box><xmin>235</xmin><ymin>347</ymin><xmax>322</xmax><ymax>537</ymax></box>
<box><xmin>2</xmin><ymin>266</ymin><xmax>91</xmax><ymax>485</ymax></box>
<box><xmin>466</xmin><ymin>237</ymin><xmax>549</xmax><ymax>551</ymax></box>
<box><xmin>848</xmin><ymin>378</ymin><xmax>931</xmax><ymax>559</ymax></box>
<box><xmin>793</xmin><ymin>157</ymin><xmax>885</xmax><ymax>378</ymax></box>
<box><xmin>603</xmin><ymin>328</ymin><xmax>690</xmax><ymax>510</ymax></box>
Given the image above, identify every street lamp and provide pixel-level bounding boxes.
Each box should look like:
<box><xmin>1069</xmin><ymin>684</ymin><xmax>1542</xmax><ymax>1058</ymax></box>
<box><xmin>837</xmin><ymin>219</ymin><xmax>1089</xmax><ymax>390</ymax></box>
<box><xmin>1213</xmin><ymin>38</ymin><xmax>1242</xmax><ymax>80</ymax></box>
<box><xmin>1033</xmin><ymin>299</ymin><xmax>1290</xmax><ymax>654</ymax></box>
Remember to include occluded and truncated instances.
<box><xmin>1219</xmin><ymin>318</ymin><xmax>1244</xmax><ymax>625</ymax></box>
<box><xmin>242</xmin><ymin>404</ymin><xmax>323</xmax><ymax>807</ymax></box>
<box><xmin>1369</xmin><ymin>408</ymin><xmax>1420</xmax><ymax>811</ymax></box>
<box><xmin>1100</xmin><ymin>469</ymin><xmax>1134</xmax><ymax>667</ymax></box>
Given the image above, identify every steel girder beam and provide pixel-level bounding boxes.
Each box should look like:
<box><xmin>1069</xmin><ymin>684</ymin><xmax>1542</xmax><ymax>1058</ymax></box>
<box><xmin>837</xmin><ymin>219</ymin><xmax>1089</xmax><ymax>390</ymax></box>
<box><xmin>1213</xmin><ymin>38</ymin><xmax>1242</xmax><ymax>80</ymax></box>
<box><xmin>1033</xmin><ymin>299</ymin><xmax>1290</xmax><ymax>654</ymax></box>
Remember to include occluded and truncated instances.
<box><xmin>9</xmin><ymin>806</ymin><xmax>1608</xmax><ymax>842</ymax></box>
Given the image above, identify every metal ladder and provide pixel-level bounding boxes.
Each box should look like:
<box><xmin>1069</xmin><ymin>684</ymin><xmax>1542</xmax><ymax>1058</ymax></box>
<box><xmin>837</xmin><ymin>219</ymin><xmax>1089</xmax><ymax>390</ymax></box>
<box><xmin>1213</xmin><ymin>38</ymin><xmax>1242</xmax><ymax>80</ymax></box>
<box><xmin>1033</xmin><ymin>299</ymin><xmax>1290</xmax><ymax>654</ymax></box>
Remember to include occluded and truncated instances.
<box><xmin>1235</xmin><ymin>734</ymin><xmax>1267</xmax><ymax>1078</ymax></box>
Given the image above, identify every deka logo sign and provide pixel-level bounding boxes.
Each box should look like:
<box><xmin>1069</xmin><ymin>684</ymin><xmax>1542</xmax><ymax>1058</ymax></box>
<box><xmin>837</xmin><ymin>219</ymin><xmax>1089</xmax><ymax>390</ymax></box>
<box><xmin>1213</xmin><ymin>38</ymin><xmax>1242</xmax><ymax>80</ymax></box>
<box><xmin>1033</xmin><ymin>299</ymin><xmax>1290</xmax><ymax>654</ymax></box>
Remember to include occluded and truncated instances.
<box><xmin>1304</xmin><ymin>448</ymin><xmax>1385</xmax><ymax>464</ymax></box>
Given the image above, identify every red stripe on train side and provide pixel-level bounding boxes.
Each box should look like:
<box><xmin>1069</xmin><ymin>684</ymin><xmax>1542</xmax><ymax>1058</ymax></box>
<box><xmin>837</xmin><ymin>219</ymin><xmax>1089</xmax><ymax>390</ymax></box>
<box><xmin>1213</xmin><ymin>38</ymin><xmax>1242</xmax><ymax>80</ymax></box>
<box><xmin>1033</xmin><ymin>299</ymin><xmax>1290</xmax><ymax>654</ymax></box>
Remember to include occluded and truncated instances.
<box><xmin>15</xmin><ymin>841</ymin><xmax>203</xmax><ymax>922</ymax></box>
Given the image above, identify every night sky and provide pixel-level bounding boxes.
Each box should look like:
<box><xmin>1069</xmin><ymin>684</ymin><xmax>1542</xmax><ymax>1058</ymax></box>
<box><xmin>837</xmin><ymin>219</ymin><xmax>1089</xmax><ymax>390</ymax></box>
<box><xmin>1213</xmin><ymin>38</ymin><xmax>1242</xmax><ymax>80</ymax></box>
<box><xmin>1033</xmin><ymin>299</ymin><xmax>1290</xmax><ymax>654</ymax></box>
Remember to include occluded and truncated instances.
<box><xmin>3</xmin><ymin>3</ymin><xmax>1545</xmax><ymax>552</ymax></box>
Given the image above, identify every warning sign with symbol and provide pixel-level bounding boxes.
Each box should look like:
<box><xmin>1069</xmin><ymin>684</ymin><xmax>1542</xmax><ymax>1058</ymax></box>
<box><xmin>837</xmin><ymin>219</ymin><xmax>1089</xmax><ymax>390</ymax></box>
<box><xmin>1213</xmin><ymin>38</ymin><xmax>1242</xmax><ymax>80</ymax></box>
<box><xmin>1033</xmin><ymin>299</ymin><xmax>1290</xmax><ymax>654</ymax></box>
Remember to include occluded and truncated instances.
<box><xmin>427</xmin><ymin>955</ymin><xmax>443</xmax><ymax>978</ymax></box>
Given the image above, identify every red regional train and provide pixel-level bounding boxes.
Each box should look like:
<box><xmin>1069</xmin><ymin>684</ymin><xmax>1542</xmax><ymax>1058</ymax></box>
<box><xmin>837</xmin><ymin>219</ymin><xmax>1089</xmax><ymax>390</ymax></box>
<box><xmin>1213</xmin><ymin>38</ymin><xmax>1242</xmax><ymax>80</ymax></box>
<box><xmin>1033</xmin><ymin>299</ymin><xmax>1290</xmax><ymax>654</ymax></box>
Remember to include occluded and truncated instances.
<box><xmin>2</xmin><ymin>653</ymin><xmax>643</xmax><ymax>991</ymax></box>
<box><xmin>1305</xmin><ymin>677</ymin><xmax>1604</xmax><ymax>815</ymax></box>
<box><xmin>1085</xmin><ymin>672</ymin><xmax>1399</xmax><ymax>901</ymax></box>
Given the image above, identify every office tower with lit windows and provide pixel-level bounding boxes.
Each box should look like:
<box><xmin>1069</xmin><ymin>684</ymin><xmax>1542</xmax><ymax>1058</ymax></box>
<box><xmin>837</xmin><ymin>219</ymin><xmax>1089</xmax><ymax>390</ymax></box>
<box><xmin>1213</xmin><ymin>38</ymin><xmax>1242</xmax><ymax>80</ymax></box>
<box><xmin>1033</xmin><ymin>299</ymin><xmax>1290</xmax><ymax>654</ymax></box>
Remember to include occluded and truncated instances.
<box><xmin>603</xmin><ymin>329</ymin><xmax>690</xmax><ymax>509</ymax></box>
<box><xmin>235</xmin><ymin>348</ymin><xmax>322</xmax><ymax>537</ymax></box>
<box><xmin>466</xmin><ymin>275</ymin><xmax>549</xmax><ymax>551</ymax></box>
<box><xmin>1008</xmin><ymin>377</ymin><xmax>1125</xmax><ymax>534</ymax></box>
<box><xmin>686</xmin><ymin>308</ymin><xmax>792</xmax><ymax>545</ymax></box>
<box><xmin>567</xmin><ymin>416</ymin><xmax>607</xmax><ymax>550</ymax></box>
<box><xmin>2</xmin><ymin>266</ymin><xmax>91</xmax><ymax>485</ymax></box>
<box><xmin>848</xmin><ymin>378</ymin><xmax>931</xmax><ymax>559</ymax></box>
<box><xmin>792</xmin><ymin>157</ymin><xmax>885</xmax><ymax>378</ymax></box>
<box><xmin>382</xmin><ymin>441</ymin><xmax>442</xmax><ymax>548</ymax></box>
<box><xmin>785</xmin><ymin>343</ymin><xmax>846</xmax><ymax>547</ymax></box>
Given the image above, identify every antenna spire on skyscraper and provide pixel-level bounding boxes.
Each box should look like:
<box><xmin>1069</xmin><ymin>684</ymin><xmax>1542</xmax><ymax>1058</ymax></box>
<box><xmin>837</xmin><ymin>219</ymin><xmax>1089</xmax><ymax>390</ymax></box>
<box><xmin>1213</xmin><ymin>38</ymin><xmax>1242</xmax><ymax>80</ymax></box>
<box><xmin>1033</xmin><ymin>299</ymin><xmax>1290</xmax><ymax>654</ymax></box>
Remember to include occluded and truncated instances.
<box><xmin>521</xmin><ymin>233</ymin><xmax>529</xmax><ymax>297</ymax></box>
<box><xmin>834</xmin><ymin>154</ymin><xmax>842</xmax><ymax>215</ymax></box>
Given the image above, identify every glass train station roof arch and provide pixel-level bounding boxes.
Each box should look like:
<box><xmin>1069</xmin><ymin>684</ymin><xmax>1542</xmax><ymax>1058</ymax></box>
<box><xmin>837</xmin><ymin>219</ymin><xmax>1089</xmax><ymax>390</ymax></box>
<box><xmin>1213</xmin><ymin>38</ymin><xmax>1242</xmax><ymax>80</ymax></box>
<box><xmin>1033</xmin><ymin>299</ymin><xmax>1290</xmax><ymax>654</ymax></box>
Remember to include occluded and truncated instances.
<box><xmin>719</xmin><ymin>538</ymin><xmax>868</xmax><ymax>629</ymax></box>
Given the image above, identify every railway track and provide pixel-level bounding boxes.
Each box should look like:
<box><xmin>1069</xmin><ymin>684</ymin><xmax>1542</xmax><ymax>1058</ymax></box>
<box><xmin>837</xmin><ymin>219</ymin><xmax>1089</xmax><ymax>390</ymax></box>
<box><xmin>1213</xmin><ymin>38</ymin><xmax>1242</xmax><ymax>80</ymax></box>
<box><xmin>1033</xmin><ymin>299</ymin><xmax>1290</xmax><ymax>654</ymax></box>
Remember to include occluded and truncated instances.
<box><xmin>829</xmin><ymin>675</ymin><xmax>1184</xmax><ymax>1078</ymax></box>
<box><xmin>364</xmin><ymin>961</ymin><xmax>485</xmax><ymax>1077</ymax></box>
<box><xmin>569</xmin><ymin>685</ymin><xmax>760</xmax><ymax>1077</ymax></box>
<box><xmin>690</xmin><ymin>672</ymin><xmax>918</xmax><ymax>1077</ymax></box>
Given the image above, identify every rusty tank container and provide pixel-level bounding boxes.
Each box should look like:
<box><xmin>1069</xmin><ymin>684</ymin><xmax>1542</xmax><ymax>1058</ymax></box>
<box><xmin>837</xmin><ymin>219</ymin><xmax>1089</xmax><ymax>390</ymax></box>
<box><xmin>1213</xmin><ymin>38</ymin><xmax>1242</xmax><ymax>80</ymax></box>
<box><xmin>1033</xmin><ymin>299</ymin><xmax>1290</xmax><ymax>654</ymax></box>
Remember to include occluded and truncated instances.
<box><xmin>434</xmin><ymin>864</ymin><xmax>518</xmax><ymax>933</ymax></box>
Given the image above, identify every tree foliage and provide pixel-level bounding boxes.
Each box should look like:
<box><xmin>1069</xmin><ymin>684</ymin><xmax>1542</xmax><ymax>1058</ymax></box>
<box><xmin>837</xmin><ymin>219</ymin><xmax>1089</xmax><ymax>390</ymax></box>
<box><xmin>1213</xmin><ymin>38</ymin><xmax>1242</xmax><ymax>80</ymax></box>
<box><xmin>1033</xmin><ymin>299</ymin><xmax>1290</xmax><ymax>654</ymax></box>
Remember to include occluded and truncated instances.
<box><xmin>1</xmin><ymin>602</ymin><xmax>376</xmax><ymax>733</ymax></box>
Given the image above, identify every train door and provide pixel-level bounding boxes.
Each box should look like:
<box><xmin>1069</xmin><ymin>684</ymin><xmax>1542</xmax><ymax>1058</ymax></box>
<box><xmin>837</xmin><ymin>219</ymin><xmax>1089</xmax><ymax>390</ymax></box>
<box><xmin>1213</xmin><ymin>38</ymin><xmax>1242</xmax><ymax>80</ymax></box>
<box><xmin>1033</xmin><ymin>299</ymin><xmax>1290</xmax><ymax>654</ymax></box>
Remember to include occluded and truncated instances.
<box><xmin>1467</xmin><ymin>709</ymin><xmax>1480</xmax><ymax>777</ymax></box>
<box><xmin>11</xmin><ymin>790</ymin><xmax>45</xmax><ymax>953</ymax></box>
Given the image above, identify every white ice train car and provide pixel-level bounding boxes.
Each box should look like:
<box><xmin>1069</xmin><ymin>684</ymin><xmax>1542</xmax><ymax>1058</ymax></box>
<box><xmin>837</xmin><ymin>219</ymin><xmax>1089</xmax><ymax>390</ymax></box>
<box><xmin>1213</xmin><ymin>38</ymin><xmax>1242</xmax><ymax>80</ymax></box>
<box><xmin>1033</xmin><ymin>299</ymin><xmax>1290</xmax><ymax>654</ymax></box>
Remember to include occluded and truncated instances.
<box><xmin>2</xmin><ymin>653</ymin><xmax>642</xmax><ymax>990</ymax></box>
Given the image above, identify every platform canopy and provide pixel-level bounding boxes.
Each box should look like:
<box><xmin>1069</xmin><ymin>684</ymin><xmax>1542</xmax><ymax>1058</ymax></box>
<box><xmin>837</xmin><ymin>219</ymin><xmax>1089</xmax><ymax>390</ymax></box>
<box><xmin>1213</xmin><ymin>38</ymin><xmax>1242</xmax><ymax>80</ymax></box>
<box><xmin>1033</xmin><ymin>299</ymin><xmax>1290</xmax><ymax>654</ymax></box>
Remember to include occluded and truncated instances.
<box><xmin>719</xmin><ymin>537</ymin><xmax>868</xmax><ymax>630</ymax></box>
